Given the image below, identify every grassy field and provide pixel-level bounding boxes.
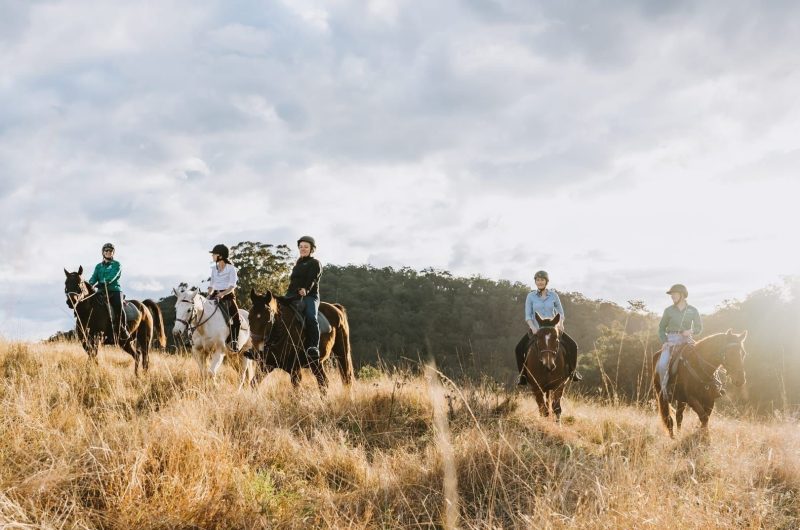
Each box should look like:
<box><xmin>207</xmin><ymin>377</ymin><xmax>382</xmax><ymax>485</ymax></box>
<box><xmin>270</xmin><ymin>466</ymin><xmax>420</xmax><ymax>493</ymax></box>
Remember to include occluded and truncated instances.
<box><xmin>0</xmin><ymin>340</ymin><xmax>797</xmax><ymax>529</ymax></box>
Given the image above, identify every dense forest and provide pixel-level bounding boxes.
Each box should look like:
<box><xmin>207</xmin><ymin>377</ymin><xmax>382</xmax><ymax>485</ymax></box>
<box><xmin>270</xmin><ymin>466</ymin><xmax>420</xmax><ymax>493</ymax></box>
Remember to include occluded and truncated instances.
<box><xmin>103</xmin><ymin>241</ymin><xmax>800</xmax><ymax>413</ymax></box>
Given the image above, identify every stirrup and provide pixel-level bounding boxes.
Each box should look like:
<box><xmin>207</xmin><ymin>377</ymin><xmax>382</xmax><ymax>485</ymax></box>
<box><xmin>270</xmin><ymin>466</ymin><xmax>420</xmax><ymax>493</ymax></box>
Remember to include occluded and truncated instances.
<box><xmin>306</xmin><ymin>347</ymin><xmax>320</xmax><ymax>360</ymax></box>
<box><xmin>571</xmin><ymin>371</ymin><xmax>583</xmax><ymax>382</ymax></box>
<box><xmin>517</xmin><ymin>373</ymin><xmax>528</xmax><ymax>386</ymax></box>
<box><xmin>229</xmin><ymin>340</ymin><xmax>239</xmax><ymax>352</ymax></box>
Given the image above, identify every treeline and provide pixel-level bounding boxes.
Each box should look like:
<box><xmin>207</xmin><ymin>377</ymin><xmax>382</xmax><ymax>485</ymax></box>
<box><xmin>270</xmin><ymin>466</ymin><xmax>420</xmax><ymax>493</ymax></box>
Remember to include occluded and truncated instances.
<box><xmin>64</xmin><ymin>241</ymin><xmax>800</xmax><ymax>413</ymax></box>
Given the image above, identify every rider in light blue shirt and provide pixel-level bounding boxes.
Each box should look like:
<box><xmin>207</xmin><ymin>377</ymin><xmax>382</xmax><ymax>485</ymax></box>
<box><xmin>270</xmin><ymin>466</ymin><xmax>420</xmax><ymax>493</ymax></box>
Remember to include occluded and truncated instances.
<box><xmin>525</xmin><ymin>288</ymin><xmax>565</xmax><ymax>329</ymax></box>
<box><xmin>515</xmin><ymin>270</ymin><xmax>581</xmax><ymax>385</ymax></box>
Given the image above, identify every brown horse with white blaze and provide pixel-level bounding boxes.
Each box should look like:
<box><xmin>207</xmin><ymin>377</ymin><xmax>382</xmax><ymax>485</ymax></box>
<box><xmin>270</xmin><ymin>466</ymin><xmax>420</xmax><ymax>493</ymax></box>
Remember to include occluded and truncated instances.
<box><xmin>242</xmin><ymin>289</ymin><xmax>354</xmax><ymax>390</ymax></box>
<box><xmin>653</xmin><ymin>329</ymin><xmax>748</xmax><ymax>437</ymax></box>
<box><xmin>522</xmin><ymin>313</ymin><xmax>570</xmax><ymax>420</ymax></box>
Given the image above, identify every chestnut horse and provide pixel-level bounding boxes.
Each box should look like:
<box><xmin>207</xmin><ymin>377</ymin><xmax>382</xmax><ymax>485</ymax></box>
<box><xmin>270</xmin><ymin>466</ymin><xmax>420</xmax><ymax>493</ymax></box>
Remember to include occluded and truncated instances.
<box><xmin>652</xmin><ymin>330</ymin><xmax>748</xmax><ymax>437</ymax></box>
<box><xmin>522</xmin><ymin>313</ymin><xmax>570</xmax><ymax>420</ymax></box>
<box><xmin>243</xmin><ymin>289</ymin><xmax>354</xmax><ymax>390</ymax></box>
<box><xmin>64</xmin><ymin>267</ymin><xmax>166</xmax><ymax>376</ymax></box>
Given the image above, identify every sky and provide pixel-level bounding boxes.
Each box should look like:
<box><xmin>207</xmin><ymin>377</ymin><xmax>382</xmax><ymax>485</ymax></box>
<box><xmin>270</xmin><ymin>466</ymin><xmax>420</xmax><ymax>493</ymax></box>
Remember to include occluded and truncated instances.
<box><xmin>1</xmin><ymin>0</ymin><xmax>799</xmax><ymax>340</ymax></box>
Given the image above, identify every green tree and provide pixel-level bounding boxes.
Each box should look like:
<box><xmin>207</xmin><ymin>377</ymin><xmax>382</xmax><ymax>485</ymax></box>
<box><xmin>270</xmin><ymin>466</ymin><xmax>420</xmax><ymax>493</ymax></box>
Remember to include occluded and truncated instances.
<box><xmin>230</xmin><ymin>241</ymin><xmax>293</xmax><ymax>308</ymax></box>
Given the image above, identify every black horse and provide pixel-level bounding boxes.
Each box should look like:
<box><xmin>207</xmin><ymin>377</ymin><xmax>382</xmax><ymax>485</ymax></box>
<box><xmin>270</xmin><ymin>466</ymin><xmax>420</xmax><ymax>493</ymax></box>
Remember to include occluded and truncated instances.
<box><xmin>64</xmin><ymin>267</ymin><xmax>165</xmax><ymax>376</ymax></box>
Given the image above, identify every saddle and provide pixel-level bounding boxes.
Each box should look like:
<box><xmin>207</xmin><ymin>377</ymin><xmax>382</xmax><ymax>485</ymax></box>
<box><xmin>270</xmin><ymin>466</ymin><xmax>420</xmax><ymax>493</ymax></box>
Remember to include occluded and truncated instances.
<box><xmin>278</xmin><ymin>297</ymin><xmax>332</xmax><ymax>334</ymax></box>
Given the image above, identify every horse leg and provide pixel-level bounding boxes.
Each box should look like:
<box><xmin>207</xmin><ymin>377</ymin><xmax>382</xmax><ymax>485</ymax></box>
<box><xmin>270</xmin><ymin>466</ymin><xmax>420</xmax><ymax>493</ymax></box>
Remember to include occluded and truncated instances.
<box><xmin>552</xmin><ymin>387</ymin><xmax>564</xmax><ymax>423</ymax></box>
<box><xmin>139</xmin><ymin>319</ymin><xmax>153</xmax><ymax>374</ymax></box>
<box><xmin>209</xmin><ymin>350</ymin><xmax>225</xmax><ymax>378</ymax></box>
<box><xmin>655</xmin><ymin>374</ymin><xmax>674</xmax><ymax>437</ymax></box>
<box><xmin>675</xmin><ymin>401</ymin><xmax>687</xmax><ymax>431</ymax></box>
<box><xmin>309</xmin><ymin>358</ymin><xmax>328</xmax><ymax>391</ymax></box>
<box><xmin>531</xmin><ymin>387</ymin><xmax>548</xmax><ymax>417</ymax></box>
<box><xmin>194</xmin><ymin>348</ymin><xmax>206</xmax><ymax>379</ymax></box>
<box><xmin>290</xmin><ymin>367</ymin><xmax>302</xmax><ymax>387</ymax></box>
<box><xmin>685</xmin><ymin>395</ymin><xmax>710</xmax><ymax>434</ymax></box>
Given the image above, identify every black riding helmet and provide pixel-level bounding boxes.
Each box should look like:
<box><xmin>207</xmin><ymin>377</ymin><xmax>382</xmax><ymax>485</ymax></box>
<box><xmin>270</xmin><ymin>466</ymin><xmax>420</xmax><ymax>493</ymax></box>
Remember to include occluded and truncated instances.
<box><xmin>102</xmin><ymin>242</ymin><xmax>115</xmax><ymax>252</ymax></box>
<box><xmin>209</xmin><ymin>244</ymin><xmax>229</xmax><ymax>260</ymax></box>
<box><xmin>297</xmin><ymin>235</ymin><xmax>316</xmax><ymax>250</ymax></box>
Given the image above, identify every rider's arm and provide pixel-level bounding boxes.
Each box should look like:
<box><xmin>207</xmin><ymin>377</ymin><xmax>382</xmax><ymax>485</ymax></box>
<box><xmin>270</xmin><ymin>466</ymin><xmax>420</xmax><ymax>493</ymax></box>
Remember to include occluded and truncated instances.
<box><xmin>107</xmin><ymin>261</ymin><xmax>121</xmax><ymax>285</ymax></box>
<box><xmin>553</xmin><ymin>292</ymin><xmax>565</xmax><ymax>328</ymax></box>
<box><xmin>691</xmin><ymin>308</ymin><xmax>703</xmax><ymax>336</ymax></box>
<box><xmin>305</xmin><ymin>260</ymin><xmax>321</xmax><ymax>292</ymax></box>
<box><xmin>524</xmin><ymin>293</ymin><xmax>537</xmax><ymax>331</ymax></box>
<box><xmin>88</xmin><ymin>264</ymin><xmax>100</xmax><ymax>286</ymax></box>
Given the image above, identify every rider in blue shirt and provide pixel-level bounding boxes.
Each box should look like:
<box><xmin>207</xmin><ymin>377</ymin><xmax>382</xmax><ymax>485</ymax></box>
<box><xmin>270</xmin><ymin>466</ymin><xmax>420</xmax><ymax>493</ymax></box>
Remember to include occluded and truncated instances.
<box><xmin>515</xmin><ymin>270</ymin><xmax>581</xmax><ymax>385</ymax></box>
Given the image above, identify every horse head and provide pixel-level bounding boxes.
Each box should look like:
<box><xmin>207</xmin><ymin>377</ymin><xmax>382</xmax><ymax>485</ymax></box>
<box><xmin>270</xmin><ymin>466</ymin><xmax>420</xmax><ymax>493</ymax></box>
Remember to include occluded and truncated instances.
<box><xmin>172</xmin><ymin>285</ymin><xmax>201</xmax><ymax>336</ymax></box>
<box><xmin>532</xmin><ymin>312</ymin><xmax>562</xmax><ymax>372</ymax></box>
<box><xmin>64</xmin><ymin>266</ymin><xmax>88</xmax><ymax>308</ymax></box>
<box><xmin>721</xmin><ymin>329</ymin><xmax>748</xmax><ymax>387</ymax></box>
<box><xmin>248</xmin><ymin>288</ymin><xmax>278</xmax><ymax>355</ymax></box>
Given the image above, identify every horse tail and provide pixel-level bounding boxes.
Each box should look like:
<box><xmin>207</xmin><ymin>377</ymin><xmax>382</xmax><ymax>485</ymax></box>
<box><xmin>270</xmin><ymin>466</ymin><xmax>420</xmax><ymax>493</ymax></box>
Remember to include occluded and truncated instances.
<box><xmin>143</xmin><ymin>299</ymin><xmax>167</xmax><ymax>350</ymax></box>
<box><xmin>332</xmin><ymin>304</ymin><xmax>354</xmax><ymax>384</ymax></box>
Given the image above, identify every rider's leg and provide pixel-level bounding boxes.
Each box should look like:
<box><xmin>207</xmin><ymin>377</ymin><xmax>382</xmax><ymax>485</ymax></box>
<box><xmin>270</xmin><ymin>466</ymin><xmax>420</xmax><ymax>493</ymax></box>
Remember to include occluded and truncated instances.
<box><xmin>561</xmin><ymin>331</ymin><xmax>582</xmax><ymax>381</ymax></box>
<box><xmin>225</xmin><ymin>294</ymin><xmax>241</xmax><ymax>350</ymax></box>
<box><xmin>303</xmin><ymin>294</ymin><xmax>321</xmax><ymax>360</ymax></box>
<box><xmin>657</xmin><ymin>345</ymin><xmax>672</xmax><ymax>397</ymax></box>
<box><xmin>515</xmin><ymin>332</ymin><xmax>532</xmax><ymax>385</ymax></box>
<box><xmin>109</xmin><ymin>291</ymin><xmax>129</xmax><ymax>344</ymax></box>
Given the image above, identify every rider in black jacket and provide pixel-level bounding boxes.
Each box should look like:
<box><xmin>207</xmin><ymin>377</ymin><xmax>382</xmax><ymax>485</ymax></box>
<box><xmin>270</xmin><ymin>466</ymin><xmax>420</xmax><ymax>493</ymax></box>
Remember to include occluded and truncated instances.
<box><xmin>285</xmin><ymin>235</ymin><xmax>323</xmax><ymax>359</ymax></box>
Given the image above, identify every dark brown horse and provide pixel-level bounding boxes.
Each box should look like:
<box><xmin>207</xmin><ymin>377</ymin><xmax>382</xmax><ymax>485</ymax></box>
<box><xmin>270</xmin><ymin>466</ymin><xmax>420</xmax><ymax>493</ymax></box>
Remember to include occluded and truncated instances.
<box><xmin>653</xmin><ymin>330</ymin><xmax>748</xmax><ymax>437</ymax></box>
<box><xmin>243</xmin><ymin>288</ymin><xmax>354</xmax><ymax>389</ymax></box>
<box><xmin>522</xmin><ymin>313</ymin><xmax>570</xmax><ymax>420</ymax></box>
<box><xmin>64</xmin><ymin>267</ymin><xmax>166</xmax><ymax>376</ymax></box>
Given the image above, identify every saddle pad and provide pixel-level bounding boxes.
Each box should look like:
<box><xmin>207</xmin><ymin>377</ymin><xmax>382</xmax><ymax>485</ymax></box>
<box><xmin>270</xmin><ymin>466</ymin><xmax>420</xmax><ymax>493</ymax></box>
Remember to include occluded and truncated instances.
<box><xmin>123</xmin><ymin>301</ymin><xmax>140</xmax><ymax>322</ymax></box>
<box><xmin>318</xmin><ymin>312</ymin><xmax>331</xmax><ymax>334</ymax></box>
<box><xmin>285</xmin><ymin>300</ymin><xmax>332</xmax><ymax>334</ymax></box>
<box><xmin>669</xmin><ymin>343</ymin><xmax>692</xmax><ymax>376</ymax></box>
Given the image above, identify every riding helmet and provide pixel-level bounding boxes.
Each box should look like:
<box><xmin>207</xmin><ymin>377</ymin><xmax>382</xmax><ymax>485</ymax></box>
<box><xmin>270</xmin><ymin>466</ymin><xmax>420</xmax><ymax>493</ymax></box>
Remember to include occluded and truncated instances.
<box><xmin>534</xmin><ymin>270</ymin><xmax>549</xmax><ymax>282</ymax></box>
<box><xmin>666</xmin><ymin>284</ymin><xmax>688</xmax><ymax>298</ymax></box>
<box><xmin>297</xmin><ymin>235</ymin><xmax>316</xmax><ymax>249</ymax></box>
<box><xmin>209</xmin><ymin>244</ymin><xmax>229</xmax><ymax>260</ymax></box>
<box><xmin>102</xmin><ymin>242</ymin><xmax>115</xmax><ymax>252</ymax></box>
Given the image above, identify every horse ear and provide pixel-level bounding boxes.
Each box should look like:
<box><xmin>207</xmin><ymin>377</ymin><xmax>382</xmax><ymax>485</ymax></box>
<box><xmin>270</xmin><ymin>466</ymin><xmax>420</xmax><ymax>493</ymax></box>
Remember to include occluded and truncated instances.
<box><xmin>535</xmin><ymin>312</ymin><xmax>544</xmax><ymax>326</ymax></box>
<box><xmin>552</xmin><ymin>313</ymin><xmax>561</xmax><ymax>326</ymax></box>
<box><xmin>739</xmin><ymin>330</ymin><xmax>748</xmax><ymax>341</ymax></box>
<box><xmin>250</xmin><ymin>288</ymin><xmax>258</xmax><ymax>301</ymax></box>
<box><xmin>64</xmin><ymin>268</ymin><xmax>69</xmax><ymax>277</ymax></box>
<box><xmin>78</xmin><ymin>265</ymin><xmax>83</xmax><ymax>275</ymax></box>
<box><xmin>172</xmin><ymin>288</ymin><xmax>178</xmax><ymax>296</ymax></box>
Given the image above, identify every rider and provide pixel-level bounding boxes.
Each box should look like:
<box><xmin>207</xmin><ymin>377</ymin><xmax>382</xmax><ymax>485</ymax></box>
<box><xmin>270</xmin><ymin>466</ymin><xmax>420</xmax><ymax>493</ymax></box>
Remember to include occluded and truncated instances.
<box><xmin>88</xmin><ymin>242</ymin><xmax>130</xmax><ymax>344</ymax></box>
<box><xmin>284</xmin><ymin>235</ymin><xmax>323</xmax><ymax>360</ymax></box>
<box><xmin>656</xmin><ymin>284</ymin><xmax>703</xmax><ymax>398</ymax></box>
<box><xmin>208</xmin><ymin>244</ymin><xmax>241</xmax><ymax>351</ymax></box>
<box><xmin>517</xmin><ymin>270</ymin><xmax>582</xmax><ymax>385</ymax></box>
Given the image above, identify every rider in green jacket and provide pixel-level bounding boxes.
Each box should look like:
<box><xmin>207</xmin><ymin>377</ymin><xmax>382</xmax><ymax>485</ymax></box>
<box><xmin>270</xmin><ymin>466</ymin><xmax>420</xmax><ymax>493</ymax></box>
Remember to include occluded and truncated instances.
<box><xmin>88</xmin><ymin>242</ymin><xmax>130</xmax><ymax>344</ymax></box>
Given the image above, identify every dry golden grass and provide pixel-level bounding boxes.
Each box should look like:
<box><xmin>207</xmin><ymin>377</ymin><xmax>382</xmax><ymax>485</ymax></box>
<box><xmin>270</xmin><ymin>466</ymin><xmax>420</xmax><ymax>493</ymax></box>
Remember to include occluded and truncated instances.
<box><xmin>0</xmin><ymin>340</ymin><xmax>797</xmax><ymax>529</ymax></box>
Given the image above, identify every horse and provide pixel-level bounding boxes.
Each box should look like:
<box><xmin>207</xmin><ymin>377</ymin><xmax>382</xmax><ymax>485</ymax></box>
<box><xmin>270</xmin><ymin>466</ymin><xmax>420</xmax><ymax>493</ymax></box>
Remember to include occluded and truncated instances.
<box><xmin>522</xmin><ymin>313</ymin><xmax>570</xmax><ymax>421</ymax></box>
<box><xmin>653</xmin><ymin>329</ymin><xmax>748</xmax><ymax>438</ymax></box>
<box><xmin>243</xmin><ymin>288</ymin><xmax>354</xmax><ymax>390</ymax></box>
<box><xmin>64</xmin><ymin>267</ymin><xmax>166</xmax><ymax>376</ymax></box>
<box><xmin>171</xmin><ymin>285</ymin><xmax>251</xmax><ymax>380</ymax></box>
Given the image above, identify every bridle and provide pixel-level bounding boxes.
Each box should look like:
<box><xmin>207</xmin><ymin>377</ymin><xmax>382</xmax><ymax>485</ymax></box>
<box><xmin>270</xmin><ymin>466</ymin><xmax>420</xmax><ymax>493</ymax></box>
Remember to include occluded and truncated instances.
<box><xmin>249</xmin><ymin>301</ymin><xmax>276</xmax><ymax>343</ymax></box>
<box><xmin>535</xmin><ymin>326</ymin><xmax>562</xmax><ymax>358</ymax></box>
<box><xmin>65</xmin><ymin>275</ymin><xmax>97</xmax><ymax>308</ymax></box>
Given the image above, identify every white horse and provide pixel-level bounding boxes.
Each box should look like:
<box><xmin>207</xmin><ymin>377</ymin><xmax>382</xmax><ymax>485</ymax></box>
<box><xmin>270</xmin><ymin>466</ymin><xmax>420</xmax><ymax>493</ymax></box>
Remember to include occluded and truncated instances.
<box><xmin>172</xmin><ymin>285</ymin><xmax>251</xmax><ymax>381</ymax></box>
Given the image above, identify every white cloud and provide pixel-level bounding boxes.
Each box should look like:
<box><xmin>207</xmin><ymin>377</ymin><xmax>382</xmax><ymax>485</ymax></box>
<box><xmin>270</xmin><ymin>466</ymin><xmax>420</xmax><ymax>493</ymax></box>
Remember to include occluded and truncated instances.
<box><xmin>2</xmin><ymin>0</ymin><xmax>800</xmax><ymax>339</ymax></box>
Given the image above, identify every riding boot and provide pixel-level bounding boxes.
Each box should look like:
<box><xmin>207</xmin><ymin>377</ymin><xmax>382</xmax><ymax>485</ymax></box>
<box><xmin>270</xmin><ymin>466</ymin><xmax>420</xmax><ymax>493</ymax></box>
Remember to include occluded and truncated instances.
<box><xmin>228</xmin><ymin>320</ymin><xmax>240</xmax><ymax>351</ymax></box>
<box><xmin>306</xmin><ymin>346</ymin><xmax>321</xmax><ymax>363</ymax></box>
<box><xmin>571</xmin><ymin>370</ymin><xmax>583</xmax><ymax>382</ymax></box>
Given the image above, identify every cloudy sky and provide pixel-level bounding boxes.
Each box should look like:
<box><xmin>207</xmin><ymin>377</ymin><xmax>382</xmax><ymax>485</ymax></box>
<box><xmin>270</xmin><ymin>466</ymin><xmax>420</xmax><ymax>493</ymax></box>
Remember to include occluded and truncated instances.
<box><xmin>1</xmin><ymin>0</ymin><xmax>799</xmax><ymax>340</ymax></box>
